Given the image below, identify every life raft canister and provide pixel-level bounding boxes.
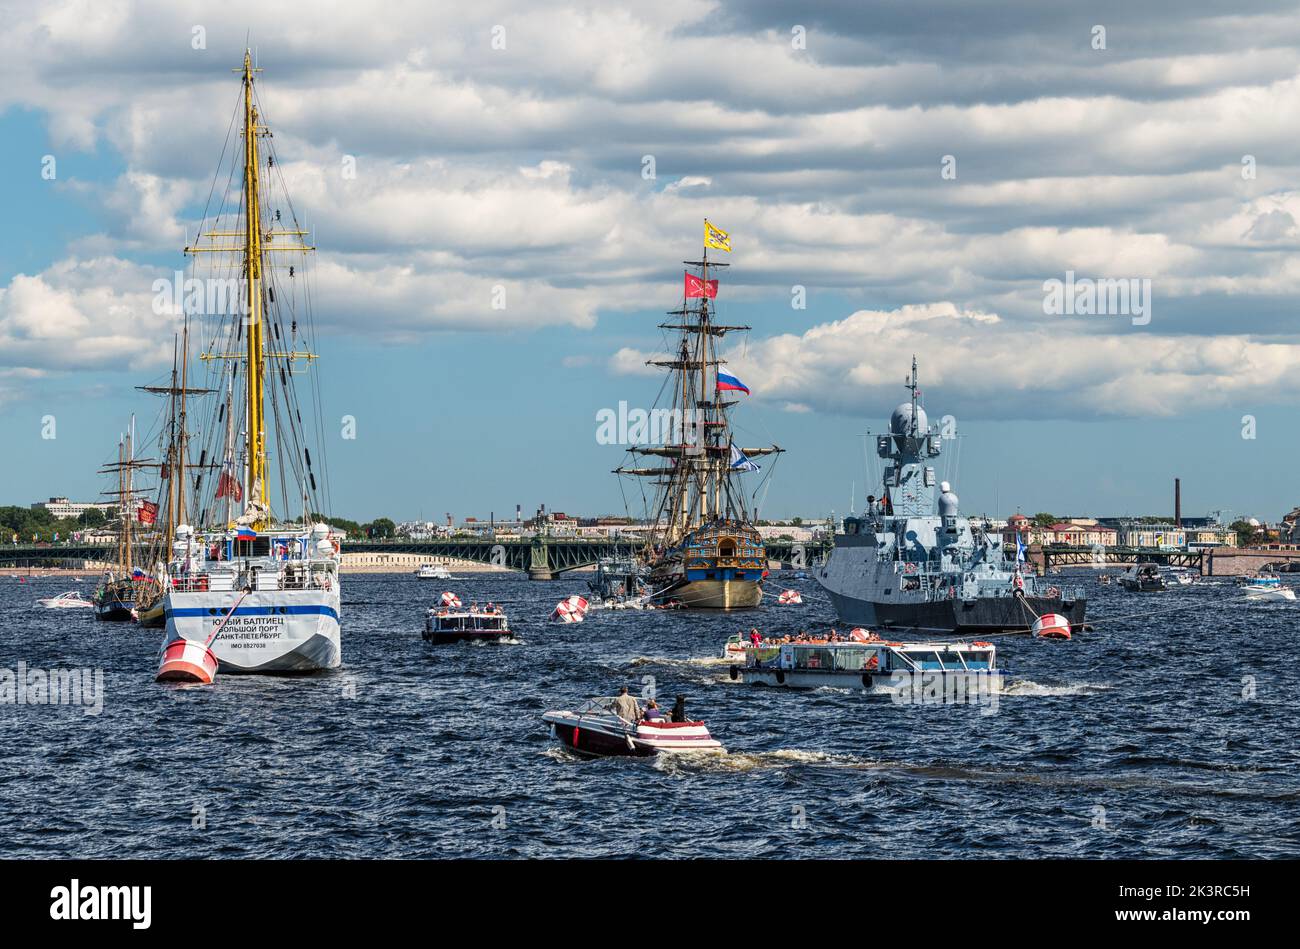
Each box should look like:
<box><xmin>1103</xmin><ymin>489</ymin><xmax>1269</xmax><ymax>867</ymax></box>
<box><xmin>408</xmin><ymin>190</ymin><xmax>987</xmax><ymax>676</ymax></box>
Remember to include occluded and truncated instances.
<box><xmin>1032</xmin><ymin>613</ymin><xmax>1072</xmax><ymax>640</ymax></box>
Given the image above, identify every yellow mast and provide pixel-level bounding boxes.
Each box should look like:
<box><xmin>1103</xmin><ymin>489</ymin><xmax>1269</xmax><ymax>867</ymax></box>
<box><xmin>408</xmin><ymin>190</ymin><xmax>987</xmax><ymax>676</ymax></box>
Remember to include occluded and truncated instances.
<box><xmin>241</xmin><ymin>49</ymin><xmax>268</xmax><ymax>520</ymax></box>
<box><xmin>191</xmin><ymin>51</ymin><xmax>317</xmax><ymax>528</ymax></box>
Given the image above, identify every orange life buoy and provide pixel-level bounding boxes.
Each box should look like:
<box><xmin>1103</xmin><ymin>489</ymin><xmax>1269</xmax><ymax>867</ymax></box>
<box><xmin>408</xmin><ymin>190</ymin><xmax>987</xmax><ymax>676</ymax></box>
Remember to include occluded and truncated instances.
<box><xmin>330</xmin><ymin>537</ymin><xmax>340</xmax><ymax>555</ymax></box>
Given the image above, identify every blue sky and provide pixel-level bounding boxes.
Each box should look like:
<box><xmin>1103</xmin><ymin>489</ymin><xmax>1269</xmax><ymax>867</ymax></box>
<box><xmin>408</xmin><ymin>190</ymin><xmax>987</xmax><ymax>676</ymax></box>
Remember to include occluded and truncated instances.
<box><xmin>2</xmin><ymin>1</ymin><xmax>1299</xmax><ymax>525</ymax></box>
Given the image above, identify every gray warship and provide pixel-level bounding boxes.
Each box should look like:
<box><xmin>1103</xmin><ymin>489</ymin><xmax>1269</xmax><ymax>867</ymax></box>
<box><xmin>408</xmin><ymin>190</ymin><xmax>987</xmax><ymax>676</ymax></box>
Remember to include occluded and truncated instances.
<box><xmin>818</xmin><ymin>358</ymin><xmax>1086</xmax><ymax>633</ymax></box>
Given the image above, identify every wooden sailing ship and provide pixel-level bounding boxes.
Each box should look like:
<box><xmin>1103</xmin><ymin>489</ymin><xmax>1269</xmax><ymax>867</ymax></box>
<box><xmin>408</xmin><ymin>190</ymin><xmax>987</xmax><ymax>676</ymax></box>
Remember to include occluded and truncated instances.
<box><xmin>615</xmin><ymin>222</ymin><xmax>782</xmax><ymax>609</ymax></box>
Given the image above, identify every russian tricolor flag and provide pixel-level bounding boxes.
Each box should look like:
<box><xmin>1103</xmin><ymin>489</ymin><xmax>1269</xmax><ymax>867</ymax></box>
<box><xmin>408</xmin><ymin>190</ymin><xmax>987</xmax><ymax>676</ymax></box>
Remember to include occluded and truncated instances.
<box><xmin>716</xmin><ymin>371</ymin><xmax>750</xmax><ymax>395</ymax></box>
<box><xmin>236</xmin><ymin>526</ymin><xmax>257</xmax><ymax>541</ymax></box>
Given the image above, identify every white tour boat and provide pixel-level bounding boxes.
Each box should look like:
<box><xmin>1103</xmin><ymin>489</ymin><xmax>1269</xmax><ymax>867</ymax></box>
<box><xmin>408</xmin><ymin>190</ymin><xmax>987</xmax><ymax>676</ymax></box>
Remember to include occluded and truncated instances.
<box><xmin>733</xmin><ymin>637</ymin><xmax>1002</xmax><ymax>692</ymax></box>
<box><xmin>423</xmin><ymin>602</ymin><xmax>512</xmax><ymax>643</ymax></box>
<box><xmin>415</xmin><ymin>564</ymin><xmax>451</xmax><ymax>580</ymax></box>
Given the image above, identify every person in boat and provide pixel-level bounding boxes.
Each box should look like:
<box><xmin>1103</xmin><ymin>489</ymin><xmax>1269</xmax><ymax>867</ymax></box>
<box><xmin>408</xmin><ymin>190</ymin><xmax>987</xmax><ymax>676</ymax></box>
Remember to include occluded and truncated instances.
<box><xmin>643</xmin><ymin>699</ymin><xmax>665</xmax><ymax>721</ymax></box>
<box><xmin>671</xmin><ymin>695</ymin><xmax>687</xmax><ymax>723</ymax></box>
<box><xmin>612</xmin><ymin>686</ymin><xmax>641</xmax><ymax>723</ymax></box>
<box><xmin>749</xmin><ymin>627</ymin><xmax>761</xmax><ymax>646</ymax></box>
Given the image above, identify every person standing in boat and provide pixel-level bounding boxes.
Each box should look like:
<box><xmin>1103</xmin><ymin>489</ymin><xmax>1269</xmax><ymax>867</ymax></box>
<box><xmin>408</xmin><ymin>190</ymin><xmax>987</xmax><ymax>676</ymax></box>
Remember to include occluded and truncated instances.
<box><xmin>612</xmin><ymin>686</ymin><xmax>641</xmax><ymax>723</ymax></box>
<box><xmin>671</xmin><ymin>695</ymin><xmax>687</xmax><ymax>723</ymax></box>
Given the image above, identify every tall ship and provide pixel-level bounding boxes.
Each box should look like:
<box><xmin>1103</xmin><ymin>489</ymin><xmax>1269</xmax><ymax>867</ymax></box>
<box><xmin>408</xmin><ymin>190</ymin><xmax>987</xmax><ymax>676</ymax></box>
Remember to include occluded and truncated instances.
<box><xmin>614</xmin><ymin>221</ymin><xmax>782</xmax><ymax>609</ymax></box>
<box><xmin>818</xmin><ymin>358</ymin><xmax>1086</xmax><ymax>632</ymax></box>
<box><xmin>158</xmin><ymin>51</ymin><xmax>342</xmax><ymax>673</ymax></box>
<box><xmin>92</xmin><ymin>420</ymin><xmax>163</xmax><ymax>622</ymax></box>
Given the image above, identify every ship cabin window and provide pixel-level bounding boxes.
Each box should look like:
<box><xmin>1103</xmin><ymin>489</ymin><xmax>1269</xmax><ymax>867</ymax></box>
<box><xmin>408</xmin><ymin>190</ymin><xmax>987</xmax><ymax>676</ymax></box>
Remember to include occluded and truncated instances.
<box><xmin>845</xmin><ymin>518</ymin><xmax>860</xmax><ymax>535</ymax></box>
<box><xmin>794</xmin><ymin>647</ymin><xmax>832</xmax><ymax>670</ymax></box>
<box><xmin>719</xmin><ymin>539</ymin><xmax>736</xmax><ymax>558</ymax></box>
<box><xmin>831</xmin><ymin>648</ymin><xmax>869</xmax><ymax>671</ymax></box>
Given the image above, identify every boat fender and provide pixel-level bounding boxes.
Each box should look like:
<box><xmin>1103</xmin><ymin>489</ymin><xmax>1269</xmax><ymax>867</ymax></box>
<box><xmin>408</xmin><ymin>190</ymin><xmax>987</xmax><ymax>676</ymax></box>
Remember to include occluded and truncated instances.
<box><xmin>729</xmin><ymin>665</ymin><xmax>739</xmax><ymax>681</ymax></box>
<box><xmin>775</xmin><ymin>670</ymin><xmax>785</xmax><ymax>684</ymax></box>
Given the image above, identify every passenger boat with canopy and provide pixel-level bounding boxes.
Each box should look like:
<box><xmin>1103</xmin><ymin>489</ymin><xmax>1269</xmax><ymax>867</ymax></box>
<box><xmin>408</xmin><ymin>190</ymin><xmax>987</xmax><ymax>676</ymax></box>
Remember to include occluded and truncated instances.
<box><xmin>733</xmin><ymin>635</ymin><xmax>1002</xmax><ymax>693</ymax></box>
<box><xmin>157</xmin><ymin>51</ymin><xmax>341</xmax><ymax>674</ymax></box>
<box><xmin>423</xmin><ymin>602</ymin><xmax>513</xmax><ymax>643</ymax></box>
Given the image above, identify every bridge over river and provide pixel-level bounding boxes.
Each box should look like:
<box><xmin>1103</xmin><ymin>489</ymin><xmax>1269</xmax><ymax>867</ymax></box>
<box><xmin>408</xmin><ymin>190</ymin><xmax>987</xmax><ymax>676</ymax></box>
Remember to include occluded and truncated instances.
<box><xmin>1030</xmin><ymin>544</ymin><xmax>1300</xmax><ymax>576</ymax></box>
<box><xmin>2</xmin><ymin>536</ymin><xmax>832</xmax><ymax>581</ymax></box>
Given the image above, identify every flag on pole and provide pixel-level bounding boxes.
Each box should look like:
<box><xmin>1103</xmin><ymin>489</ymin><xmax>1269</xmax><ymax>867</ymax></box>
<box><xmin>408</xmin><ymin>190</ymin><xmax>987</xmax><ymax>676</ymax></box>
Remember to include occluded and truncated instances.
<box><xmin>1016</xmin><ymin>537</ymin><xmax>1026</xmax><ymax>563</ymax></box>
<box><xmin>215</xmin><ymin>459</ymin><xmax>243</xmax><ymax>502</ymax></box>
<box><xmin>137</xmin><ymin>500</ymin><xmax>159</xmax><ymax>526</ymax></box>
<box><xmin>704</xmin><ymin>219</ymin><xmax>731</xmax><ymax>252</ymax></box>
<box><xmin>729</xmin><ymin>442</ymin><xmax>760</xmax><ymax>472</ymax></box>
<box><xmin>684</xmin><ymin>272</ymin><xmax>718</xmax><ymax>298</ymax></box>
<box><xmin>716</xmin><ymin>371</ymin><xmax>750</xmax><ymax>395</ymax></box>
<box><xmin>236</xmin><ymin>526</ymin><xmax>257</xmax><ymax>541</ymax></box>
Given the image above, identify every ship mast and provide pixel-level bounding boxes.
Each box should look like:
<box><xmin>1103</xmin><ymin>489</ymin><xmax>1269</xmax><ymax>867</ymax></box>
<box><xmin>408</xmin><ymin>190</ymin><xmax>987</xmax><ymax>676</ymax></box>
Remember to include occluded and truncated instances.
<box><xmin>241</xmin><ymin>49</ymin><xmax>268</xmax><ymax>518</ymax></box>
<box><xmin>189</xmin><ymin>50</ymin><xmax>318</xmax><ymax>529</ymax></box>
<box><xmin>615</xmin><ymin>222</ymin><xmax>782</xmax><ymax>548</ymax></box>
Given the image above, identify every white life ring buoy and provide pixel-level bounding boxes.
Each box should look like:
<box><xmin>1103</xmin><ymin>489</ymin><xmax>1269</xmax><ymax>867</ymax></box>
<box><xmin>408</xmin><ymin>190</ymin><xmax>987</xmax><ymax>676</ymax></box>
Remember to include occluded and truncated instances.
<box><xmin>904</xmin><ymin>562</ymin><xmax>918</xmax><ymax>575</ymax></box>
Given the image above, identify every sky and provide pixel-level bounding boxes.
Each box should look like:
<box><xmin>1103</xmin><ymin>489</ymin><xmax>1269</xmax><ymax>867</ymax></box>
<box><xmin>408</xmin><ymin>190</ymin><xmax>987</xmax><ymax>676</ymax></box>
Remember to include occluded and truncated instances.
<box><xmin>1</xmin><ymin>0</ymin><xmax>1299</xmax><ymax>525</ymax></box>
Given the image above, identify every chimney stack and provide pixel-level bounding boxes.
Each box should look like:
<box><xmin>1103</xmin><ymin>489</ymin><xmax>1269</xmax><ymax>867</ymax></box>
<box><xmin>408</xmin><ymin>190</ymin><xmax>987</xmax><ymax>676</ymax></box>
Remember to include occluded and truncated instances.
<box><xmin>1174</xmin><ymin>478</ymin><xmax>1181</xmax><ymax>527</ymax></box>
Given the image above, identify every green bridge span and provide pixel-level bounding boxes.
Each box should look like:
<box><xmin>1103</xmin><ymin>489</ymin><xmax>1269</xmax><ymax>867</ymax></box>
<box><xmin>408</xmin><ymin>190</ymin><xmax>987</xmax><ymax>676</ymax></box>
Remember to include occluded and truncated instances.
<box><xmin>2</xmin><ymin>536</ymin><xmax>832</xmax><ymax>581</ymax></box>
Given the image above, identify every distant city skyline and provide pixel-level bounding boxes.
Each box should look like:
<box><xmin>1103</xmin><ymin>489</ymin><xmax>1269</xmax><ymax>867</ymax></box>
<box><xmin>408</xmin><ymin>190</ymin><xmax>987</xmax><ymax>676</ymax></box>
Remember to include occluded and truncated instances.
<box><xmin>2</xmin><ymin>3</ymin><xmax>1299</xmax><ymax>524</ymax></box>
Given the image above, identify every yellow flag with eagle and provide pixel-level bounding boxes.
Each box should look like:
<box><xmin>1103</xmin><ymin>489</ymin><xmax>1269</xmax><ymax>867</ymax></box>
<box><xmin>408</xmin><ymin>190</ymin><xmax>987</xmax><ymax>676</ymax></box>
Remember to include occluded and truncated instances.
<box><xmin>704</xmin><ymin>219</ymin><xmax>731</xmax><ymax>252</ymax></box>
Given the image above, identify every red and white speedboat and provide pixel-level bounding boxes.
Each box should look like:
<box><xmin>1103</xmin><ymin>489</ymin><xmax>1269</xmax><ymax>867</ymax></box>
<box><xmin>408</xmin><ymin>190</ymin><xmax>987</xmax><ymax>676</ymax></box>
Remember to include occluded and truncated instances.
<box><xmin>543</xmin><ymin>698</ymin><xmax>724</xmax><ymax>757</ymax></box>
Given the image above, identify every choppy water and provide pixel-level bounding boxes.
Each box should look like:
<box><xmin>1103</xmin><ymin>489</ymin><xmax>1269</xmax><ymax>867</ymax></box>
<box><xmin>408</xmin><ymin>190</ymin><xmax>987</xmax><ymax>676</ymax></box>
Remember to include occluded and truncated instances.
<box><xmin>1</xmin><ymin>570</ymin><xmax>1296</xmax><ymax>858</ymax></box>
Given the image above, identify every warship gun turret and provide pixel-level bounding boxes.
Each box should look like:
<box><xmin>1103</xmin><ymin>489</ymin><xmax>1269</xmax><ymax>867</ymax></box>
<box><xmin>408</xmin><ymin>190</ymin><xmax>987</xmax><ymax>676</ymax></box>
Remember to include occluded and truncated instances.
<box><xmin>818</xmin><ymin>358</ymin><xmax>1086</xmax><ymax>633</ymax></box>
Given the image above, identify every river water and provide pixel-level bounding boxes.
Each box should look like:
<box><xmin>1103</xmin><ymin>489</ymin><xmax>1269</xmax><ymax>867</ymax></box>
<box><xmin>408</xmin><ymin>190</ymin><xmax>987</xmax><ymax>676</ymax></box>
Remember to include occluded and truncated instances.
<box><xmin>1</xmin><ymin>571</ymin><xmax>1296</xmax><ymax>858</ymax></box>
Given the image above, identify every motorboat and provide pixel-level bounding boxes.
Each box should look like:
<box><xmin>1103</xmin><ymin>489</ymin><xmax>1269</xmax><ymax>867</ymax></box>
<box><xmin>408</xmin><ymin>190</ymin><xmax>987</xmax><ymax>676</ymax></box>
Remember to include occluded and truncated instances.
<box><xmin>415</xmin><ymin>564</ymin><xmax>452</xmax><ymax>580</ymax></box>
<box><xmin>423</xmin><ymin>602</ymin><xmax>512</xmax><ymax>642</ymax></box>
<box><xmin>543</xmin><ymin>697</ymin><xmax>724</xmax><ymax>757</ymax></box>
<box><xmin>1241</xmin><ymin>574</ymin><xmax>1296</xmax><ymax>602</ymax></box>
<box><xmin>37</xmin><ymin>591</ymin><xmax>94</xmax><ymax>609</ymax></box>
<box><xmin>1118</xmin><ymin>563</ymin><xmax>1166</xmax><ymax>592</ymax></box>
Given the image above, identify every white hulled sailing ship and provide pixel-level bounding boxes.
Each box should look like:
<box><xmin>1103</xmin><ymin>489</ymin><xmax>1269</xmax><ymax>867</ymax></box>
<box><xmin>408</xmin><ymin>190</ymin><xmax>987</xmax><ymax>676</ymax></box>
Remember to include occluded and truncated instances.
<box><xmin>159</xmin><ymin>51</ymin><xmax>341</xmax><ymax>673</ymax></box>
<box><xmin>614</xmin><ymin>221</ymin><xmax>782</xmax><ymax>609</ymax></box>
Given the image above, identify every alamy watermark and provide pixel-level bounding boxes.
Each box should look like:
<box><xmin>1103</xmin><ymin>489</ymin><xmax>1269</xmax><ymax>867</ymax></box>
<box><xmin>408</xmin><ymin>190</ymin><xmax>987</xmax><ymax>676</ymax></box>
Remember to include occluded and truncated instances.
<box><xmin>887</xmin><ymin>670</ymin><xmax>1001</xmax><ymax>714</ymax></box>
<box><xmin>1043</xmin><ymin>270</ymin><xmax>1151</xmax><ymax>326</ymax></box>
<box><xmin>152</xmin><ymin>272</ymin><xmax>250</xmax><ymax>317</ymax></box>
<box><xmin>1</xmin><ymin>662</ymin><xmax>104</xmax><ymax>715</ymax></box>
<box><xmin>595</xmin><ymin>402</ymin><xmax>703</xmax><ymax>446</ymax></box>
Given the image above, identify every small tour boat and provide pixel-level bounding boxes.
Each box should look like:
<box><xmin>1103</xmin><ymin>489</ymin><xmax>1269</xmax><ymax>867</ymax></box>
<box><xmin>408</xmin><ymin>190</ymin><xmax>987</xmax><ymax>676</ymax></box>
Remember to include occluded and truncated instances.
<box><xmin>415</xmin><ymin>564</ymin><xmax>451</xmax><ymax>580</ymax></box>
<box><xmin>543</xmin><ymin>697</ymin><xmax>724</xmax><ymax>757</ymax></box>
<box><xmin>1118</xmin><ymin>563</ymin><xmax>1166</xmax><ymax>592</ymax></box>
<box><xmin>37</xmin><ymin>591</ymin><xmax>94</xmax><ymax>609</ymax></box>
<box><xmin>423</xmin><ymin>602</ymin><xmax>512</xmax><ymax>642</ymax></box>
<box><xmin>732</xmin><ymin>637</ymin><xmax>1001</xmax><ymax>692</ymax></box>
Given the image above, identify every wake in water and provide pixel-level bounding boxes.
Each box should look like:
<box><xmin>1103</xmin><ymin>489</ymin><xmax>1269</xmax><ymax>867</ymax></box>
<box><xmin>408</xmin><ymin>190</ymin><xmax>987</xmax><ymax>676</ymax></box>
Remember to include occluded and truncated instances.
<box><xmin>1001</xmin><ymin>679</ymin><xmax>1112</xmax><ymax>697</ymax></box>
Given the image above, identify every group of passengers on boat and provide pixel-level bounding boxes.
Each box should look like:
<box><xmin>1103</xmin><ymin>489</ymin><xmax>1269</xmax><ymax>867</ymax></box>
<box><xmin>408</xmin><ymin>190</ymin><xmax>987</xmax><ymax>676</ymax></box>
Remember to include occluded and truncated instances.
<box><xmin>736</xmin><ymin>626</ymin><xmax>883</xmax><ymax>647</ymax></box>
<box><xmin>611</xmin><ymin>687</ymin><xmax>689</xmax><ymax>724</ymax></box>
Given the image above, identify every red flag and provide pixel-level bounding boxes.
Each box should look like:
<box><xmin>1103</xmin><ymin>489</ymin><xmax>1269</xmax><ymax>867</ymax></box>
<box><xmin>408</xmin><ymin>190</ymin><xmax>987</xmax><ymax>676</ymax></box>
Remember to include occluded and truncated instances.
<box><xmin>216</xmin><ymin>467</ymin><xmax>243</xmax><ymax>502</ymax></box>
<box><xmin>684</xmin><ymin>272</ymin><xmax>718</xmax><ymax>299</ymax></box>
<box><xmin>137</xmin><ymin>500</ymin><xmax>159</xmax><ymax>526</ymax></box>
